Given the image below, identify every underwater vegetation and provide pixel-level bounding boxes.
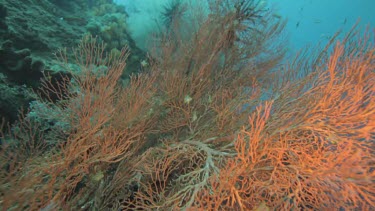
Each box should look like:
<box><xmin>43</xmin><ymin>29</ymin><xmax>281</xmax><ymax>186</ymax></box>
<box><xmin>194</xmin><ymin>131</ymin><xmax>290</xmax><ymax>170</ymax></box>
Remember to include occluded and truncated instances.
<box><xmin>0</xmin><ymin>0</ymin><xmax>148</xmax><ymax>124</ymax></box>
<box><xmin>161</xmin><ymin>0</ymin><xmax>188</xmax><ymax>30</ymax></box>
<box><xmin>0</xmin><ymin>0</ymin><xmax>374</xmax><ymax>210</ymax></box>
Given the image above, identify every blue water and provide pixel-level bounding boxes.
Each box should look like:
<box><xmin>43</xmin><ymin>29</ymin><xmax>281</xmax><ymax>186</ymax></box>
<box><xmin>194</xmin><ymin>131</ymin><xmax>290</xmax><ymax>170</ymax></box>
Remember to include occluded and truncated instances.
<box><xmin>115</xmin><ymin>0</ymin><xmax>375</xmax><ymax>56</ymax></box>
<box><xmin>268</xmin><ymin>0</ymin><xmax>375</xmax><ymax>54</ymax></box>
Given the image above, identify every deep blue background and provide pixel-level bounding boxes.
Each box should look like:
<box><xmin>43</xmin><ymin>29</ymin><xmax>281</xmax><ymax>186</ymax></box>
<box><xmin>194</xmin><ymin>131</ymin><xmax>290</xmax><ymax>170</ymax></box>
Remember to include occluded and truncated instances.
<box><xmin>115</xmin><ymin>0</ymin><xmax>375</xmax><ymax>55</ymax></box>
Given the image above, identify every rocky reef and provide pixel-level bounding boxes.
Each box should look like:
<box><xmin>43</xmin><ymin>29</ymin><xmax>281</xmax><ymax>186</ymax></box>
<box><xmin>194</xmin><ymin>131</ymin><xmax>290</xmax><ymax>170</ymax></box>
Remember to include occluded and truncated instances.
<box><xmin>0</xmin><ymin>0</ymin><xmax>146</xmax><ymax>123</ymax></box>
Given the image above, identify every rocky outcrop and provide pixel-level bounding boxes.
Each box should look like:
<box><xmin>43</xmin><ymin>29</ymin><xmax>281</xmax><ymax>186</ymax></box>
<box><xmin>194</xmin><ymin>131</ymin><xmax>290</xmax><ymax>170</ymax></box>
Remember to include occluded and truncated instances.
<box><xmin>0</xmin><ymin>0</ymin><xmax>147</xmax><ymax>124</ymax></box>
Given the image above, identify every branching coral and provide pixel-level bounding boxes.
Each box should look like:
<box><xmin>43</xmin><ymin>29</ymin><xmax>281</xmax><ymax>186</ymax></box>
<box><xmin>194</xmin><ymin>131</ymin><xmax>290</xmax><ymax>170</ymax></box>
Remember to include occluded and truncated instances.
<box><xmin>0</xmin><ymin>1</ymin><xmax>374</xmax><ymax>210</ymax></box>
<box><xmin>161</xmin><ymin>0</ymin><xmax>188</xmax><ymax>30</ymax></box>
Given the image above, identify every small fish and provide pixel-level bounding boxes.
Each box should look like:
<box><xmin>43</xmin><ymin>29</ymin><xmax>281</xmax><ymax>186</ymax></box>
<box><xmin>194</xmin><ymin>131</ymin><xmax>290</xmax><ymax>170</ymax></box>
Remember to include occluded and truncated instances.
<box><xmin>342</xmin><ymin>18</ymin><xmax>347</xmax><ymax>24</ymax></box>
<box><xmin>272</xmin><ymin>13</ymin><xmax>282</xmax><ymax>19</ymax></box>
<box><xmin>313</xmin><ymin>19</ymin><xmax>322</xmax><ymax>24</ymax></box>
<box><xmin>298</xmin><ymin>7</ymin><xmax>304</xmax><ymax>15</ymax></box>
<box><xmin>320</xmin><ymin>33</ymin><xmax>330</xmax><ymax>39</ymax></box>
<box><xmin>296</xmin><ymin>21</ymin><xmax>300</xmax><ymax>28</ymax></box>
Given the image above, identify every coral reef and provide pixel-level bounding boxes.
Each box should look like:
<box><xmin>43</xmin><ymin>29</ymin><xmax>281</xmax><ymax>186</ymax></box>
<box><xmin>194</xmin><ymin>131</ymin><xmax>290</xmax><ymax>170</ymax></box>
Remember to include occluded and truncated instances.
<box><xmin>0</xmin><ymin>0</ymin><xmax>146</xmax><ymax>125</ymax></box>
<box><xmin>0</xmin><ymin>0</ymin><xmax>374</xmax><ymax>210</ymax></box>
<box><xmin>0</xmin><ymin>4</ymin><xmax>7</xmax><ymax>30</ymax></box>
<box><xmin>0</xmin><ymin>40</ymin><xmax>44</xmax><ymax>87</ymax></box>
